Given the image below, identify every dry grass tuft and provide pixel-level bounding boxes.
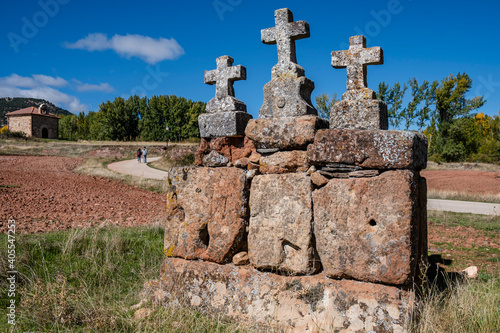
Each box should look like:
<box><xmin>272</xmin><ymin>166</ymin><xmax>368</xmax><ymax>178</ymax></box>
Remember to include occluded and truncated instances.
<box><xmin>412</xmin><ymin>274</ymin><xmax>500</xmax><ymax>333</ymax></box>
<box><xmin>427</xmin><ymin>189</ymin><xmax>500</xmax><ymax>204</ymax></box>
<box><xmin>426</xmin><ymin>161</ymin><xmax>500</xmax><ymax>172</ymax></box>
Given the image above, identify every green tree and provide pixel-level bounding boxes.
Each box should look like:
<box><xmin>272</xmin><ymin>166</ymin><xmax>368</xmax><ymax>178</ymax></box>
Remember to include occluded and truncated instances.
<box><xmin>435</xmin><ymin>73</ymin><xmax>485</xmax><ymax>124</ymax></box>
<box><xmin>58</xmin><ymin>114</ymin><xmax>78</xmax><ymax>140</ymax></box>
<box><xmin>183</xmin><ymin>101</ymin><xmax>205</xmax><ymax>139</ymax></box>
<box><xmin>314</xmin><ymin>93</ymin><xmax>338</xmax><ymax>120</ymax></box>
<box><xmin>430</xmin><ymin>73</ymin><xmax>486</xmax><ymax>161</ymax></box>
<box><xmin>377</xmin><ymin>82</ymin><xmax>407</xmax><ymax>129</ymax></box>
<box><xmin>89</xmin><ymin>97</ymin><xmax>140</xmax><ymax>141</ymax></box>
<box><xmin>140</xmin><ymin>95</ymin><xmax>166</xmax><ymax>141</ymax></box>
<box><xmin>416</xmin><ymin>81</ymin><xmax>438</xmax><ymax>132</ymax></box>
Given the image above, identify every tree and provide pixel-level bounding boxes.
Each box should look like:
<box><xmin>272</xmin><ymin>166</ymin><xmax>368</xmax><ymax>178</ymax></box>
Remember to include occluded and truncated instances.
<box><xmin>58</xmin><ymin>114</ymin><xmax>78</xmax><ymax>140</ymax></box>
<box><xmin>377</xmin><ymin>82</ymin><xmax>406</xmax><ymax>129</ymax></box>
<box><xmin>430</xmin><ymin>73</ymin><xmax>486</xmax><ymax>161</ymax></box>
<box><xmin>314</xmin><ymin>93</ymin><xmax>338</xmax><ymax>120</ymax></box>
<box><xmin>59</xmin><ymin>94</ymin><xmax>205</xmax><ymax>142</ymax></box>
<box><xmin>416</xmin><ymin>81</ymin><xmax>438</xmax><ymax>132</ymax></box>
<box><xmin>139</xmin><ymin>95</ymin><xmax>166</xmax><ymax>141</ymax></box>
<box><xmin>435</xmin><ymin>73</ymin><xmax>485</xmax><ymax>124</ymax></box>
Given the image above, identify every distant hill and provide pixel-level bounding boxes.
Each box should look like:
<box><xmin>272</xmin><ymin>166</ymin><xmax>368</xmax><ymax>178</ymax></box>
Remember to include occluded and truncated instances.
<box><xmin>0</xmin><ymin>97</ymin><xmax>72</xmax><ymax>125</ymax></box>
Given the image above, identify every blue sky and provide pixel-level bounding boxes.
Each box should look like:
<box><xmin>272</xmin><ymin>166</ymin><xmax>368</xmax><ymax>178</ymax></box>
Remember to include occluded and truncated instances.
<box><xmin>1</xmin><ymin>0</ymin><xmax>499</xmax><ymax>121</ymax></box>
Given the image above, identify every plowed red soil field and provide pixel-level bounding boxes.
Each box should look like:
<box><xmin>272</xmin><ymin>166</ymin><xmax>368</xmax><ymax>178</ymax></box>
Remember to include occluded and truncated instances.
<box><xmin>0</xmin><ymin>155</ymin><xmax>166</xmax><ymax>234</ymax></box>
<box><xmin>421</xmin><ymin>169</ymin><xmax>500</xmax><ymax>195</ymax></box>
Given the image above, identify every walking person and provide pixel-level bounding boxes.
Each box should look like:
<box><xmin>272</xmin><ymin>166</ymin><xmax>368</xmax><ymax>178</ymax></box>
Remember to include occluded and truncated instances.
<box><xmin>137</xmin><ymin>148</ymin><xmax>142</xmax><ymax>163</ymax></box>
<box><xmin>142</xmin><ymin>147</ymin><xmax>147</xmax><ymax>163</ymax></box>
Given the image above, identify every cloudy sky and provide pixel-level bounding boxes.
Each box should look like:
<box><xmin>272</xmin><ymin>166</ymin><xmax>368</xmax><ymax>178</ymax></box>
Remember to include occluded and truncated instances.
<box><xmin>1</xmin><ymin>0</ymin><xmax>499</xmax><ymax>121</ymax></box>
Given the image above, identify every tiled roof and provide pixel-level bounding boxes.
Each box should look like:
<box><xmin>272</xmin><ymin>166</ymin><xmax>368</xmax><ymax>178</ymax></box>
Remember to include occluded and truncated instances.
<box><xmin>6</xmin><ymin>107</ymin><xmax>61</xmax><ymax>119</ymax></box>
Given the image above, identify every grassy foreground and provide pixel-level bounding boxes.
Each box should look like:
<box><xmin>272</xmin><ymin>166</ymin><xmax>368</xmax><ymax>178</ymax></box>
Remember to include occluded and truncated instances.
<box><xmin>0</xmin><ymin>216</ymin><xmax>498</xmax><ymax>332</ymax></box>
<box><xmin>0</xmin><ymin>226</ymin><xmax>250</xmax><ymax>332</ymax></box>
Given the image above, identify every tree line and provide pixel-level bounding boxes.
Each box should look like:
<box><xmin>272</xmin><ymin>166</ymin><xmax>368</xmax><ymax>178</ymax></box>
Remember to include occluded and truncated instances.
<box><xmin>59</xmin><ymin>95</ymin><xmax>205</xmax><ymax>142</ymax></box>
<box><xmin>315</xmin><ymin>73</ymin><xmax>499</xmax><ymax>163</ymax></box>
<box><xmin>59</xmin><ymin>73</ymin><xmax>499</xmax><ymax>164</ymax></box>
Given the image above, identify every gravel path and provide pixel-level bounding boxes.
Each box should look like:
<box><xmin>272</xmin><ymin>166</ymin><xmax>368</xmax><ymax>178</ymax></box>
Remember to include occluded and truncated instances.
<box><xmin>107</xmin><ymin>156</ymin><xmax>168</xmax><ymax>180</ymax></box>
<box><xmin>428</xmin><ymin>199</ymin><xmax>499</xmax><ymax>216</ymax></box>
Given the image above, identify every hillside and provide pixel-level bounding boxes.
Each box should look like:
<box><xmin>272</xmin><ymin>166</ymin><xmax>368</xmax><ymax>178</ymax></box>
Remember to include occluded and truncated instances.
<box><xmin>0</xmin><ymin>97</ymin><xmax>72</xmax><ymax>125</ymax></box>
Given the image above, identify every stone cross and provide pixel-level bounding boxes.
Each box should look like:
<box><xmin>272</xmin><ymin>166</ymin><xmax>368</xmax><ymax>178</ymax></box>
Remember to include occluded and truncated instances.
<box><xmin>261</xmin><ymin>8</ymin><xmax>310</xmax><ymax>75</ymax></box>
<box><xmin>204</xmin><ymin>55</ymin><xmax>246</xmax><ymax>108</ymax></box>
<box><xmin>331</xmin><ymin>35</ymin><xmax>383</xmax><ymax>99</ymax></box>
<box><xmin>199</xmin><ymin>55</ymin><xmax>251</xmax><ymax>138</ymax></box>
<box><xmin>329</xmin><ymin>35</ymin><xmax>388</xmax><ymax>129</ymax></box>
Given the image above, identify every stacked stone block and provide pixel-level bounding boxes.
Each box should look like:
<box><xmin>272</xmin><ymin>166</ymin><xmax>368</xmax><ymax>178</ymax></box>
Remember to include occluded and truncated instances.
<box><xmin>156</xmin><ymin>7</ymin><xmax>428</xmax><ymax>332</ymax></box>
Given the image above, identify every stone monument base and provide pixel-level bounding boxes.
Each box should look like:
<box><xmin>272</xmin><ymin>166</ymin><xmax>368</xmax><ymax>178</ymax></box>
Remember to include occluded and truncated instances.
<box><xmin>245</xmin><ymin>115</ymin><xmax>329</xmax><ymax>150</ymax></box>
<box><xmin>198</xmin><ymin>111</ymin><xmax>252</xmax><ymax>138</ymax></box>
<box><xmin>330</xmin><ymin>99</ymin><xmax>388</xmax><ymax>130</ymax></box>
<box><xmin>144</xmin><ymin>258</ymin><xmax>414</xmax><ymax>332</ymax></box>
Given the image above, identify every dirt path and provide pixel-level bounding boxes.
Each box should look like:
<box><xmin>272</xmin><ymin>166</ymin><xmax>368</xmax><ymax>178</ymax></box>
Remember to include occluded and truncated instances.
<box><xmin>107</xmin><ymin>156</ymin><xmax>167</xmax><ymax>180</ymax></box>
<box><xmin>428</xmin><ymin>199</ymin><xmax>499</xmax><ymax>216</ymax></box>
<box><xmin>0</xmin><ymin>155</ymin><xmax>166</xmax><ymax>234</ymax></box>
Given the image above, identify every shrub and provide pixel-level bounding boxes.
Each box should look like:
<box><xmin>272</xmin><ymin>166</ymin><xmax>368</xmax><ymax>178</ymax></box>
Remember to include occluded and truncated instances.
<box><xmin>0</xmin><ymin>129</ymin><xmax>29</xmax><ymax>139</ymax></box>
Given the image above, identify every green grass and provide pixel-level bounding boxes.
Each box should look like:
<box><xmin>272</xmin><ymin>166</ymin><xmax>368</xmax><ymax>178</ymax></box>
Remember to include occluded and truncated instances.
<box><xmin>0</xmin><ymin>226</ymin><xmax>252</xmax><ymax>332</ymax></box>
<box><xmin>411</xmin><ymin>271</ymin><xmax>500</xmax><ymax>332</ymax></box>
<box><xmin>427</xmin><ymin>211</ymin><xmax>500</xmax><ymax>232</ymax></box>
<box><xmin>0</xmin><ymin>222</ymin><xmax>498</xmax><ymax>332</ymax></box>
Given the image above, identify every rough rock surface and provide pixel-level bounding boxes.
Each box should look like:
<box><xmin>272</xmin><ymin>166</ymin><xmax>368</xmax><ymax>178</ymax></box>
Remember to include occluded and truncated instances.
<box><xmin>313</xmin><ymin>170</ymin><xmax>426</xmax><ymax>285</ymax></box>
<box><xmin>202</xmin><ymin>151</ymin><xmax>228</xmax><ymax>167</ymax></box>
<box><xmin>195</xmin><ymin>136</ymin><xmax>256</xmax><ymax>166</ymax></box>
<box><xmin>307</xmin><ymin>129</ymin><xmax>427</xmax><ymax>170</ymax></box>
<box><xmin>198</xmin><ymin>111</ymin><xmax>252</xmax><ymax>138</ymax></box>
<box><xmin>165</xmin><ymin>167</ymin><xmax>248</xmax><ymax>263</ymax></box>
<box><xmin>232</xmin><ymin>251</ymin><xmax>250</xmax><ymax>265</ymax></box>
<box><xmin>259</xmin><ymin>76</ymin><xmax>316</xmax><ymax>118</ymax></box>
<box><xmin>259</xmin><ymin>8</ymin><xmax>317</xmax><ymax>118</ymax></box>
<box><xmin>330</xmin><ymin>35</ymin><xmax>387</xmax><ymax>130</ymax></box>
<box><xmin>310</xmin><ymin>172</ymin><xmax>329</xmax><ymax>187</ymax></box>
<box><xmin>147</xmin><ymin>258</ymin><xmax>414</xmax><ymax>332</ymax></box>
<box><xmin>330</xmin><ymin>99</ymin><xmax>388</xmax><ymax>130</ymax></box>
<box><xmin>248</xmin><ymin>173</ymin><xmax>319</xmax><ymax>275</ymax></box>
<box><xmin>245</xmin><ymin>115</ymin><xmax>328</xmax><ymax>150</ymax></box>
<box><xmin>259</xmin><ymin>150</ymin><xmax>308</xmax><ymax>174</ymax></box>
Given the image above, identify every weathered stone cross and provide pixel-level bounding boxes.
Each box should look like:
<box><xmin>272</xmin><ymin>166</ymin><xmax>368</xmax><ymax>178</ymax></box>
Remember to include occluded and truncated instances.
<box><xmin>331</xmin><ymin>35</ymin><xmax>383</xmax><ymax>97</ymax></box>
<box><xmin>261</xmin><ymin>8</ymin><xmax>309</xmax><ymax>74</ymax></box>
<box><xmin>204</xmin><ymin>55</ymin><xmax>246</xmax><ymax>103</ymax></box>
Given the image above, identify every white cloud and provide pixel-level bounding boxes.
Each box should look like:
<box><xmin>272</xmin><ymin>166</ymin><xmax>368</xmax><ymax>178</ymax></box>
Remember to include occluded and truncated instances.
<box><xmin>76</xmin><ymin>82</ymin><xmax>114</xmax><ymax>93</ymax></box>
<box><xmin>64</xmin><ymin>33</ymin><xmax>110</xmax><ymax>51</ymax></box>
<box><xmin>0</xmin><ymin>74</ymin><xmax>114</xmax><ymax>113</ymax></box>
<box><xmin>64</xmin><ymin>33</ymin><xmax>185</xmax><ymax>64</ymax></box>
<box><xmin>4</xmin><ymin>74</ymin><xmax>38</xmax><ymax>88</ymax></box>
<box><xmin>32</xmin><ymin>74</ymin><xmax>68</xmax><ymax>87</ymax></box>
